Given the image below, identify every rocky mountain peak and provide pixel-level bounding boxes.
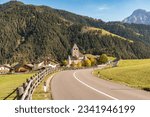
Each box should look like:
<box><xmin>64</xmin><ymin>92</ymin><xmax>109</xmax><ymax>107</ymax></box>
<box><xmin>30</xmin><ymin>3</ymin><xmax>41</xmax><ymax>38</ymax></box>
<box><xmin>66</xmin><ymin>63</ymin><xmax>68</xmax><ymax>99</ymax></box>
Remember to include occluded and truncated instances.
<box><xmin>123</xmin><ymin>9</ymin><xmax>150</xmax><ymax>25</ymax></box>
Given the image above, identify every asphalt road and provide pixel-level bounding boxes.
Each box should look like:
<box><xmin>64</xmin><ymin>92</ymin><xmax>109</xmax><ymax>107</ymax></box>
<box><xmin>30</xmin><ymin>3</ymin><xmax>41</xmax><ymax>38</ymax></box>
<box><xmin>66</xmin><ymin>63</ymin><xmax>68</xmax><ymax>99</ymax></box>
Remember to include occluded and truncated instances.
<box><xmin>51</xmin><ymin>68</ymin><xmax>150</xmax><ymax>100</ymax></box>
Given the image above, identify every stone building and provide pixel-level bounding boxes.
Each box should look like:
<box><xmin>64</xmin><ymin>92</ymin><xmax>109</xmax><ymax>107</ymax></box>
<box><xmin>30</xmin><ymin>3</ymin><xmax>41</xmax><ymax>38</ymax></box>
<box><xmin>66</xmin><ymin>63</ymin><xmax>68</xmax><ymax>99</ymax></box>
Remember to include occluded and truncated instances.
<box><xmin>68</xmin><ymin>44</ymin><xmax>87</xmax><ymax>67</ymax></box>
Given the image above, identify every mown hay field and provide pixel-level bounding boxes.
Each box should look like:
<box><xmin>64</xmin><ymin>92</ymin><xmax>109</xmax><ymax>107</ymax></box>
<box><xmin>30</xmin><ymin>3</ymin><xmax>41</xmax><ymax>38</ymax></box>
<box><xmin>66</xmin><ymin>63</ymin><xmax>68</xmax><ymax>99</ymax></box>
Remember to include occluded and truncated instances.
<box><xmin>94</xmin><ymin>59</ymin><xmax>150</xmax><ymax>90</ymax></box>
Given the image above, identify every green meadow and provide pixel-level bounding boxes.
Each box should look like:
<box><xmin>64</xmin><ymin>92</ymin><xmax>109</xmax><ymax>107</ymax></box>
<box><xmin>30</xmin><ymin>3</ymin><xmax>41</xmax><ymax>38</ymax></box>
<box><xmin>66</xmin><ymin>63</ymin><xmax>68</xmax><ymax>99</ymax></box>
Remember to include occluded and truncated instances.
<box><xmin>0</xmin><ymin>73</ymin><xmax>34</xmax><ymax>100</ymax></box>
<box><xmin>94</xmin><ymin>59</ymin><xmax>150</xmax><ymax>90</ymax></box>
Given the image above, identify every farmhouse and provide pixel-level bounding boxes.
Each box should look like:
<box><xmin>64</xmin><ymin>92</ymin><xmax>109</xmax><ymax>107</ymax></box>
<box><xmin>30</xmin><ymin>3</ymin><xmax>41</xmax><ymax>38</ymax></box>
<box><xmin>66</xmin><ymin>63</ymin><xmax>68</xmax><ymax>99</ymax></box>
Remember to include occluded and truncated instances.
<box><xmin>13</xmin><ymin>63</ymin><xmax>34</xmax><ymax>72</ymax></box>
<box><xmin>0</xmin><ymin>65</ymin><xmax>11</xmax><ymax>74</ymax></box>
<box><xmin>67</xmin><ymin>44</ymin><xmax>88</xmax><ymax>67</ymax></box>
<box><xmin>33</xmin><ymin>61</ymin><xmax>45</xmax><ymax>70</ymax></box>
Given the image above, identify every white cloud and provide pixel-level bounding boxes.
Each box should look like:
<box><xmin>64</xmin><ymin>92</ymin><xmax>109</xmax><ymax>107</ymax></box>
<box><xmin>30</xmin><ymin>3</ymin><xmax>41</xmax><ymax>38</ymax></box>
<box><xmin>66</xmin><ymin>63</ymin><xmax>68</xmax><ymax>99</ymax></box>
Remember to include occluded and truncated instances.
<box><xmin>98</xmin><ymin>5</ymin><xmax>110</xmax><ymax>11</ymax></box>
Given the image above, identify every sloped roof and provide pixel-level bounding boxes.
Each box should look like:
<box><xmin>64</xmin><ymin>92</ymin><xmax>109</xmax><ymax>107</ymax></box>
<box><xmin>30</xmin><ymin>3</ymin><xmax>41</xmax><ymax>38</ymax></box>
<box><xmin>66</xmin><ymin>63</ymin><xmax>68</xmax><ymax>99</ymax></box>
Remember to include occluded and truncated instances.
<box><xmin>0</xmin><ymin>65</ymin><xmax>11</xmax><ymax>69</ymax></box>
<box><xmin>24</xmin><ymin>64</ymin><xmax>34</xmax><ymax>68</ymax></box>
<box><xmin>72</xmin><ymin>43</ymin><xmax>79</xmax><ymax>49</ymax></box>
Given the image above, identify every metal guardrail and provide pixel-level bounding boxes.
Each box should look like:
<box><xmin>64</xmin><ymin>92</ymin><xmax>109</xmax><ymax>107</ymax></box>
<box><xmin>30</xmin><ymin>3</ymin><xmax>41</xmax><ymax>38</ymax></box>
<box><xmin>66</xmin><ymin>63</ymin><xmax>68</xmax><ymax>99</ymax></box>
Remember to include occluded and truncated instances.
<box><xmin>16</xmin><ymin>67</ymin><xmax>59</xmax><ymax>100</ymax></box>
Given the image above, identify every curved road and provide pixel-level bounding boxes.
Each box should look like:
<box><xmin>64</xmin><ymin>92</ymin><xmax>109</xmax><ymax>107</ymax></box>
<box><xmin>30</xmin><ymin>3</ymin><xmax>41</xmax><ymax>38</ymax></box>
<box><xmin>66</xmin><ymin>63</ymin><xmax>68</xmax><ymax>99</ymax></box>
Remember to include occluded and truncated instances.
<box><xmin>51</xmin><ymin>68</ymin><xmax>150</xmax><ymax>100</ymax></box>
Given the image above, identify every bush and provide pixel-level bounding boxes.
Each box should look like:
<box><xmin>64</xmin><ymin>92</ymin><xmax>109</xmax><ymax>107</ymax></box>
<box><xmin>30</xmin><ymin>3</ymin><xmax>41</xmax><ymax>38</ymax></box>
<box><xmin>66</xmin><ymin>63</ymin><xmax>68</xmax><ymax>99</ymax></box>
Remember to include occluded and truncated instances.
<box><xmin>98</xmin><ymin>54</ymin><xmax>108</xmax><ymax>64</ymax></box>
<box><xmin>77</xmin><ymin>62</ymin><xmax>82</xmax><ymax>68</ymax></box>
<box><xmin>62</xmin><ymin>60</ymin><xmax>68</xmax><ymax>66</ymax></box>
<box><xmin>84</xmin><ymin>59</ymin><xmax>92</xmax><ymax>67</ymax></box>
<box><xmin>89</xmin><ymin>58</ymin><xmax>97</xmax><ymax>66</ymax></box>
<box><xmin>71</xmin><ymin>62</ymin><xmax>76</xmax><ymax>67</ymax></box>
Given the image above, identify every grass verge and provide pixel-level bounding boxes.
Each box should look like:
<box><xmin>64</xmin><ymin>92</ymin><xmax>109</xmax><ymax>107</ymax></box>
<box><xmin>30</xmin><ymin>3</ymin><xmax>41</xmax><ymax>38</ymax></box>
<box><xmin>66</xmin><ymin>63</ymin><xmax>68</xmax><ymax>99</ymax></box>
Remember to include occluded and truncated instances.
<box><xmin>94</xmin><ymin>59</ymin><xmax>150</xmax><ymax>90</ymax></box>
<box><xmin>32</xmin><ymin>73</ymin><xmax>54</xmax><ymax>100</ymax></box>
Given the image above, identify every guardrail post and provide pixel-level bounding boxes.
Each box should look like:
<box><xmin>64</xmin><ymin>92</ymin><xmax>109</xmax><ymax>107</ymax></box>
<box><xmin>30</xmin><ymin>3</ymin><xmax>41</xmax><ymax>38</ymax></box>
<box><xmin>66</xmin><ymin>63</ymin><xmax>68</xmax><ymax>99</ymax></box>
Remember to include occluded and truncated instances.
<box><xmin>26</xmin><ymin>78</ymin><xmax>30</xmax><ymax>83</ymax></box>
<box><xmin>23</xmin><ymin>82</ymin><xmax>27</xmax><ymax>91</ymax></box>
<box><xmin>30</xmin><ymin>77</ymin><xmax>33</xmax><ymax>91</ymax></box>
<box><xmin>16</xmin><ymin>87</ymin><xmax>24</xmax><ymax>100</ymax></box>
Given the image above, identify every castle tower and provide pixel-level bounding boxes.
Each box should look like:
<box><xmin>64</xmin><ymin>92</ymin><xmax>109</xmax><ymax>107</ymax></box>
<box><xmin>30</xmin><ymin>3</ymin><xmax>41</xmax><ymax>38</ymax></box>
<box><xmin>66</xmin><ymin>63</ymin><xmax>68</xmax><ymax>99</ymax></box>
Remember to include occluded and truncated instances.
<box><xmin>72</xmin><ymin>44</ymin><xmax>80</xmax><ymax>58</ymax></box>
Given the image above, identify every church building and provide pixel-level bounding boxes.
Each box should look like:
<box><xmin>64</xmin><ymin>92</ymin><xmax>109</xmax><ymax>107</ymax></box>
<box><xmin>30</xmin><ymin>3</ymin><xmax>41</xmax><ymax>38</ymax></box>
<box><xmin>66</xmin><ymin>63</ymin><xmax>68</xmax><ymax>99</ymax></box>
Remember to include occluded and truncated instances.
<box><xmin>68</xmin><ymin>44</ymin><xmax>87</xmax><ymax>67</ymax></box>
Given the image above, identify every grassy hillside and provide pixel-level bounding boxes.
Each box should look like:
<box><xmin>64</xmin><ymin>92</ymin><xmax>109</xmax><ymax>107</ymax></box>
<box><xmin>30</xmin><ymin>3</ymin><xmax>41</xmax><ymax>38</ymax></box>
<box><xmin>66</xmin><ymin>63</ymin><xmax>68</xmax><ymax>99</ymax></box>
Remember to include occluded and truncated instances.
<box><xmin>102</xmin><ymin>22</ymin><xmax>150</xmax><ymax>44</ymax></box>
<box><xmin>0</xmin><ymin>73</ymin><xmax>34</xmax><ymax>100</ymax></box>
<box><xmin>94</xmin><ymin>59</ymin><xmax>150</xmax><ymax>90</ymax></box>
<box><xmin>82</xmin><ymin>26</ymin><xmax>133</xmax><ymax>42</ymax></box>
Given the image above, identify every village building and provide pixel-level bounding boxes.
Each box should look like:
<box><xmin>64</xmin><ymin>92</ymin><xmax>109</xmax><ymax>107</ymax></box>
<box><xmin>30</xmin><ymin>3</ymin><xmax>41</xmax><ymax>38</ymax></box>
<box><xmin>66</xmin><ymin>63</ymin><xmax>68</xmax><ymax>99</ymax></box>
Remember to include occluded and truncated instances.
<box><xmin>43</xmin><ymin>58</ymin><xmax>59</xmax><ymax>68</ymax></box>
<box><xmin>12</xmin><ymin>63</ymin><xmax>34</xmax><ymax>73</ymax></box>
<box><xmin>33</xmin><ymin>61</ymin><xmax>45</xmax><ymax>71</ymax></box>
<box><xmin>0</xmin><ymin>65</ymin><xmax>11</xmax><ymax>74</ymax></box>
<box><xmin>67</xmin><ymin>44</ymin><xmax>88</xmax><ymax>67</ymax></box>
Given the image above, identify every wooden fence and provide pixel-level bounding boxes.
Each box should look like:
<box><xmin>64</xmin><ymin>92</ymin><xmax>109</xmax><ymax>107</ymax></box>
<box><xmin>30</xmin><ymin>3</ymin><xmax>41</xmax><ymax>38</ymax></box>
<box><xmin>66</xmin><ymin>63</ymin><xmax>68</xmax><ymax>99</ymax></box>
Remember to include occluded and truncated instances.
<box><xmin>3</xmin><ymin>88</ymin><xmax>18</xmax><ymax>100</ymax></box>
<box><xmin>16</xmin><ymin>67</ymin><xmax>59</xmax><ymax>100</ymax></box>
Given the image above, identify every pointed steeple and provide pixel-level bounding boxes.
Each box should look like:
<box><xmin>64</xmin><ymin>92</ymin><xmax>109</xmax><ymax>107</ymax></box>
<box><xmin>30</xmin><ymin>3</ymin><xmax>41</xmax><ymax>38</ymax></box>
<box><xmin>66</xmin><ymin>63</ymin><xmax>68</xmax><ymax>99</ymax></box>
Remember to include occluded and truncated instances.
<box><xmin>72</xmin><ymin>43</ymin><xmax>80</xmax><ymax>58</ymax></box>
<box><xmin>73</xmin><ymin>43</ymin><xmax>78</xmax><ymax>49</ymax></box>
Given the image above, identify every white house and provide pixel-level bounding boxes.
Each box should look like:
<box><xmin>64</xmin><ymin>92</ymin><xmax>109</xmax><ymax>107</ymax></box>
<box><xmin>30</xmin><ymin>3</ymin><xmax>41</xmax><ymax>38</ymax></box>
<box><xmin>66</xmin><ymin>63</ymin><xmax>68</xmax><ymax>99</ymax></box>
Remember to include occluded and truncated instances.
<box><xmin>33</xmin><ymin>61</ymin><xmax>45</xmax><ymax>70</ymax></box>
<box><xmin>47</xmin><ymin>64</ymin><xmax>56</xmax><ymax>68</ymax></box>
<box><xmin>0</xmin><ymin>65</ymin><xmax>11</xmax><ymax>74</ymax></box>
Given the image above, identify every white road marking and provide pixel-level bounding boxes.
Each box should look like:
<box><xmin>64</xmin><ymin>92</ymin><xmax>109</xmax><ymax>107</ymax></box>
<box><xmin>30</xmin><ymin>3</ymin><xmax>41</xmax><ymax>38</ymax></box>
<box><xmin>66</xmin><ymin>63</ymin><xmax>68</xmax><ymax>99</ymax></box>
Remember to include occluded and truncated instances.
<box><xmin>73</xmin><ymin>71</ymin><xmax>119</xmax><ymax>100</ymax></box>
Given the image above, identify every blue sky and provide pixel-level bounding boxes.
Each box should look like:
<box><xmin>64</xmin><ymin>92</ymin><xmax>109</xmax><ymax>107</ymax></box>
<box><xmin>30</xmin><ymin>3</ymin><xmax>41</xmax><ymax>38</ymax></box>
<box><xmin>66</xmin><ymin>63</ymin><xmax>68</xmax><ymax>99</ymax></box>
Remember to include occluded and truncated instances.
<box><xmin>1</xmin><ymin>0</ymin><xmax>150</xmax><ymax>21</ymax></box>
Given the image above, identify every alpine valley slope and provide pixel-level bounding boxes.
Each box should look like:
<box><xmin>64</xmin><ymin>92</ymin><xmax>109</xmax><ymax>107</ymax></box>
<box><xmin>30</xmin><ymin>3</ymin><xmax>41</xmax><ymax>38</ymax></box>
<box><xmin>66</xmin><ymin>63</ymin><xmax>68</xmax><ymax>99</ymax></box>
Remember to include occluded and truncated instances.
<box><xmin>1</xmin><ymin>1</ymin><xmax>150</xmax><ymax>64</ymax></box>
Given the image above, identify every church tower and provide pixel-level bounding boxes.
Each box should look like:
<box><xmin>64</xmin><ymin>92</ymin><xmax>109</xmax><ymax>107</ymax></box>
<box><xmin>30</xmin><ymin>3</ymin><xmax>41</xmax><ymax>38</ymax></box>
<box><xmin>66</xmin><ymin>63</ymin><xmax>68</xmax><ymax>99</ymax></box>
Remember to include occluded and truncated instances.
<box><xmin>72</xmin><ymin>44</ymin><xmax>80</xmax><ymax>58</ymax></box>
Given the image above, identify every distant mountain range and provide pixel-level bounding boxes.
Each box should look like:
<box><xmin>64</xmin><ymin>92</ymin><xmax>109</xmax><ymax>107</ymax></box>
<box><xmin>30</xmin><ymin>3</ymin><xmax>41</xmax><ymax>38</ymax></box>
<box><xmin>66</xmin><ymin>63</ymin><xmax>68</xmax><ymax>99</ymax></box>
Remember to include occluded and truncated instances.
<box><xmin>1</xmin><ymin>1</ymin><xmax>150</xmax><ymax>64</ymax></box>
<box><xmin>123</xmin><ymin>9</ymin><xmax>150</xmax><ymax>25</ymax></box>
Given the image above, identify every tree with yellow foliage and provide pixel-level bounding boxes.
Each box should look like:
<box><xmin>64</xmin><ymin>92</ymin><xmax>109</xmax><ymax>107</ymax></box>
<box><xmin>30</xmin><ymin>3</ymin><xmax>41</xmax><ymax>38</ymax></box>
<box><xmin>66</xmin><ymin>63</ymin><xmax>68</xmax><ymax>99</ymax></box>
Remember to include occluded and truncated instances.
<box><xmin>98</xmin><ymin>54</ymin><xmax>108</xmax><ymax>64</ymax></box>
<box><xmin>77</xmin><ymin>61</ymin><xmax>82</xmax><ymax>68</ymax></box>
<box><xmin>71</xmin><ymin>61</ymin><xmax>76</xmax><ymax>67</ymax></box>
<box><xmin>89</xmin><ymin>57</ymin><xmax>97</xmax><ymax>66</ymax></box>
<box><xmin>84</xmin><ymin>59</ymin><xmax>92</xmax><ymax>67</ymax></box>
<box><xmin>62</xmin><ymin>60</ymin><xmax>68</xmax><ymax>66</ymax></box>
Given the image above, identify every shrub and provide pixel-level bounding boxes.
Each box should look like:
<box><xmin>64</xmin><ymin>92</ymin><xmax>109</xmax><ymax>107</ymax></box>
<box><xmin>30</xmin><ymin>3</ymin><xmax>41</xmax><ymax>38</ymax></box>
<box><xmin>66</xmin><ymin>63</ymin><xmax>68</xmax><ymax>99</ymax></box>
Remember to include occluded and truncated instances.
<box><xmin>77</xmin><ymin>62</ymin><xmax>82</xmax><ymax>68</ymax></box>
<box><xmin>89</xmin><ymin>58</ymin><xmax>97</xmax><ymax>66</ymax></box>
<box><xmin>62</xmin><ymin>60</ymin><xmax>68</xmax><ymax>66</ymax></box>
<box><xmin>84</xmin><ymin>59</ymin><xmax>92</xmax><ymax>67</ymax></box>
<box><xmin>98</xmin><ymin>54</ymin><xmax>108</xmax><ymax>64</ymax></box>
